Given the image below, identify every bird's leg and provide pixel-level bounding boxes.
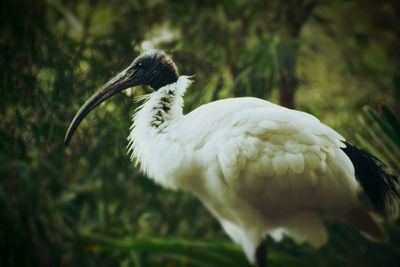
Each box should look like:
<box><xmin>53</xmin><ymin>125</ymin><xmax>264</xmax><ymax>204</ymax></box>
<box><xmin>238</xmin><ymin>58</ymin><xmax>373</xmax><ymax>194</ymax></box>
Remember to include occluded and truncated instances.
<box><xmin>255</xmin><ymin>241</ymin><xmax>267</xmax><ymax>267</ymax></box>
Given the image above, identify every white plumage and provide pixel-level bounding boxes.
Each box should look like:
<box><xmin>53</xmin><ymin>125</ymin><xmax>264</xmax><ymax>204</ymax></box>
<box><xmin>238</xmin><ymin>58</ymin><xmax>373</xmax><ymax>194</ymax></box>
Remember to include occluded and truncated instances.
<box><xmin>127</xmin><ymin>76</ymin><xmax>362</xmax><ymax>263</ymax></box>
<box><xmin>66</xmin><ymin>50</ymin><xmax>398</xmax><ymax>267</ymax></box>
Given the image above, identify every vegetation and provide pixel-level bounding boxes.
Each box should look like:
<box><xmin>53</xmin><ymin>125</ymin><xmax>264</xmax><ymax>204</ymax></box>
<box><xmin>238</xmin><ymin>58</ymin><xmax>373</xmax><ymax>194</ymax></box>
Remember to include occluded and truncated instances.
<box><xmin>357</xmin><ymin>105</ymin><xmax>400</xmax><ymax>176</ymax></box>
<box><xmin>1</xmin><ymin>0</ymin><xmax>399</xmax><ymax>266</ymax></box>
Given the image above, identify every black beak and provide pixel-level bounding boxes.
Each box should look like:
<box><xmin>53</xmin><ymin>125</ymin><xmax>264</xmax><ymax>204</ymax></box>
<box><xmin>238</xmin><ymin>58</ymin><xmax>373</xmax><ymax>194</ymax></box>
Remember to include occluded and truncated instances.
<box><xmin>64</xmin><ymin>67</ymin><xmax>141</xmax><ymax>145</ymax></box>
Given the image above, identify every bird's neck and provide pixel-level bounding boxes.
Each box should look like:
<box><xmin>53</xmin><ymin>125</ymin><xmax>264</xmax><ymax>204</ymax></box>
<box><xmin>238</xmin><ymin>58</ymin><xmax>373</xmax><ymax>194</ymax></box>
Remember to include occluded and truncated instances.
<box><xmin>135</xmin><ymin>76</ymin><xmax>191</xmax><ymax>130</ymax></box>
<box><xmin>127</xmin><ymin>76</ymin><xmax>192</xmax><ymax>182</ymax></box>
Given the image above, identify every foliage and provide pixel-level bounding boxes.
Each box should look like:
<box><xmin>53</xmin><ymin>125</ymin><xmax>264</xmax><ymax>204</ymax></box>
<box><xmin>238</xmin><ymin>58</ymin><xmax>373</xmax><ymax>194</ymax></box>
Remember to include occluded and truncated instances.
<box><xmin>357</xmin><ymin>105</ymin><xmax>400</xmax><ymax>175</ymax></box>
<box><xmin>0</xmin><ymin>0</ymin><xmax>399</xmax><ymax>267</ymax></box>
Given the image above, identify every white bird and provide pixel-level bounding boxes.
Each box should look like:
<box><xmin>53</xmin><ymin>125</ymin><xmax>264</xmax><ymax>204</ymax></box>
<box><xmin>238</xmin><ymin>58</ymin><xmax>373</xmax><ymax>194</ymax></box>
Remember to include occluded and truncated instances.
<box><xmin>65</xmin><ymin>50</ymin><xmax>400</xmax><ymax>267</ymax></box>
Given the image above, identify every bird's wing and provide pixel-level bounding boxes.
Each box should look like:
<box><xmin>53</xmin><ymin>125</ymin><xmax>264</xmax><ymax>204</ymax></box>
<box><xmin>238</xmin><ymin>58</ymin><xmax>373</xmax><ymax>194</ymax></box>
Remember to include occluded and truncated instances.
<box><xmin>174</xmin><ymin>97</ymin><xmax>358</xmax><ymax>212</ymax></box>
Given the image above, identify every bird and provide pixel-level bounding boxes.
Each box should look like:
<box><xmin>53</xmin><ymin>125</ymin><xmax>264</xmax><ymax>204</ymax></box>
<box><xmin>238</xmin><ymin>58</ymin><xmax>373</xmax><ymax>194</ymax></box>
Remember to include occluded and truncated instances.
<box><xmin>65</xmin><ymin>50</ymin><xmax>400</xmax><ymax>267</ymax></box>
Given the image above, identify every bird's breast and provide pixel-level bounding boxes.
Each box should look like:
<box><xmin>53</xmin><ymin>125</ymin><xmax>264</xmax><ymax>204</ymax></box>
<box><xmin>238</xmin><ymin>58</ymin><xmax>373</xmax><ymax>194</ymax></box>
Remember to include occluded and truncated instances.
<box><xmin>128</xmin><ymin>120</ymin><xmax>202</xmax><ymax>190</ymax></box>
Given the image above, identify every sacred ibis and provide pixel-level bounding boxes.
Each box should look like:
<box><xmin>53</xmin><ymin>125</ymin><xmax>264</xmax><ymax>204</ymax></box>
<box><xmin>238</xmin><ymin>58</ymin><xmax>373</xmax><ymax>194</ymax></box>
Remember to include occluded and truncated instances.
<box><xmin>65</xmin><ymin>50</ymin><xmax>400</xmax><ymax>267</ymax></box>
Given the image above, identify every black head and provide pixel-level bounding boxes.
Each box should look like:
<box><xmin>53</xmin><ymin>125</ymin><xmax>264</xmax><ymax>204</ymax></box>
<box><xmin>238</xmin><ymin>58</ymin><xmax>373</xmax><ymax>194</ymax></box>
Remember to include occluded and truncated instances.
<box><xmin>130</xmin><ymin>50</ymin><xmax>178</xmax><ymax>90</ymax></box>
<box><xmin>64</xmin><ymin>50</ymin><xmax>178</xmax><ymax>145</ymax></box>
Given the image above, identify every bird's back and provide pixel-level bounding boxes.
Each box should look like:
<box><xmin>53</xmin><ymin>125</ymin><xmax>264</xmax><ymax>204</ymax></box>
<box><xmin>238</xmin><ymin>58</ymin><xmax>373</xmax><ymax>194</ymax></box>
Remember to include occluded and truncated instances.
<box><xmin>177</xmin><ymin>97</ymin><xmax>398</xmax><ymax>220</ymax></box>
<box><xmin>169</xmin><ymin>98</ymin><xmax>360</xmax><ymax>244</ymax></box>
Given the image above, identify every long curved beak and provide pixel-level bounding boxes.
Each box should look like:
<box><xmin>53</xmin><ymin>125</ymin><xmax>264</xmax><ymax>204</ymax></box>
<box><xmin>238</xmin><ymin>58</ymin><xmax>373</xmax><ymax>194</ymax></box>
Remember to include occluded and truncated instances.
<box><xmin>64</xmin><ymin>68</ymin><xmax>140</xmax><ymax>145</ymax></box>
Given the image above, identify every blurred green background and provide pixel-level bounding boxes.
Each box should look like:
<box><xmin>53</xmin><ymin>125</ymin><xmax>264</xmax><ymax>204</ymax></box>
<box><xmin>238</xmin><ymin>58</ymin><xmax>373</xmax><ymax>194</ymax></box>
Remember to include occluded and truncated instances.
<box><xmin>1</xmin><ymin>0</ymin><xmax>400</xmax><ymax>266</ymax></box>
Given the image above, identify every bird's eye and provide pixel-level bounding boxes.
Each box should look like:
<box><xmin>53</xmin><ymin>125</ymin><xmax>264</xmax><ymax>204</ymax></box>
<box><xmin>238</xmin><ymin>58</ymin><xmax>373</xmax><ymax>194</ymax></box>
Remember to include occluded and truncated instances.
<box><xmin>137</xmin><ymin>62</ymin><xmax>144</xmax><ymax>68</ymax></box>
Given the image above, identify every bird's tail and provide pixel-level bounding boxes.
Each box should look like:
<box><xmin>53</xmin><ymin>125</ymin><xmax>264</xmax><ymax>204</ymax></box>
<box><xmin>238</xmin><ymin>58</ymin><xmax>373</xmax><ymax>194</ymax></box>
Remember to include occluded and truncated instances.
<box><xmin>342</xmin><ymin>142</ymin><xmax>400</xmax><ymax>220</ymax></box>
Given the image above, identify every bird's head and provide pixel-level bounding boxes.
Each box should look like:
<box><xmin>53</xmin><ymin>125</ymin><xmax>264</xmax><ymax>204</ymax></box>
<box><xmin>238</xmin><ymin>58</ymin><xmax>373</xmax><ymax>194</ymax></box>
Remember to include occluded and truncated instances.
<box><xmin>64</xmin><ymin>50</ymin><xmax>178</xmax><ymax>145</ymax></box>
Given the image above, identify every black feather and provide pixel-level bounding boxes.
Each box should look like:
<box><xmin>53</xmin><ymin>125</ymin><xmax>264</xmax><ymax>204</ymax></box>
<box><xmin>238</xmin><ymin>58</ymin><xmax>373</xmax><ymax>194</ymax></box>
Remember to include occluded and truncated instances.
<box><xmin>341</xmin><ymin>142</ymin><xmax>400</xmax><ymax>218</ymax></box>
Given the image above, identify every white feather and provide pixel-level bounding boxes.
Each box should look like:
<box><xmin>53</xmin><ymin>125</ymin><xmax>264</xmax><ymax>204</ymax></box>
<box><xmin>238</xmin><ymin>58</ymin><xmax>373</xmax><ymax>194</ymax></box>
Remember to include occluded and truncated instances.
<box><xmin>128</xmin><ymin>76</ymin><xmax>362</xmax><ymax>263</ymax></box>
<box><xmin>286</xmin><ymin>153</ymin><xmax>305</xmax><ymax>174</ymax></box>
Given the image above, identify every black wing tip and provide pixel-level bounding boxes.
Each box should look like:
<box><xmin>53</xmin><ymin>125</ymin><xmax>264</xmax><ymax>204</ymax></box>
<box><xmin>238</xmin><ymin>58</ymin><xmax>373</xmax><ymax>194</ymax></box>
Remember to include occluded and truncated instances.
<box><xmin>342</xmin><ymin>142</ymin><xmax>400</xmax><ymax>219</ymax></box>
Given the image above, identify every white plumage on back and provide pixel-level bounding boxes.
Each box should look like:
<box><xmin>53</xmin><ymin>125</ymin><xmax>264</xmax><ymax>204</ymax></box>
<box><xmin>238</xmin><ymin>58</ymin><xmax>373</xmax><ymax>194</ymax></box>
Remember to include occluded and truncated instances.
<box><xmin>127</xmin><ymin>76</ymin><xmax>362</xmax><ymax>263</ymax></box>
